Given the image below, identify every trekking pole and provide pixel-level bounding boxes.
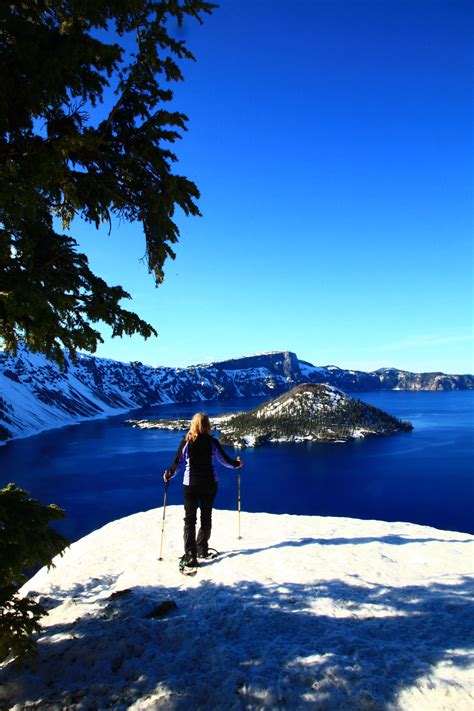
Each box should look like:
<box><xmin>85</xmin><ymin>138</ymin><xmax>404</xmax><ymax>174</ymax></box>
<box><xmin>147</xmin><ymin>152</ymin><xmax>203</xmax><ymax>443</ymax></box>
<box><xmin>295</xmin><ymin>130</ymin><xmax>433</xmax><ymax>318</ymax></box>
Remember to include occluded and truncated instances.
<box><xmin>238</xmin><ymin>469</ymin><xmax>242</xmax><ymax>540</ymax></box>
<box><xmin>158</xmin><ymin>481</ymin><xmax>169</xmax><ymax>561</ymax></box>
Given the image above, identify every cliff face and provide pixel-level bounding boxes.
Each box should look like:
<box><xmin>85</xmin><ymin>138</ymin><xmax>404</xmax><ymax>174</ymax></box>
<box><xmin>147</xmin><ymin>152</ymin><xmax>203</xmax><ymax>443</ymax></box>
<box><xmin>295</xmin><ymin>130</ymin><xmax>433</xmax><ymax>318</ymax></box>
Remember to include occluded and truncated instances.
<box><xmin>305</xmin><ymin>365</ymin><xmax>474</xmax><ymax>392</ymax></box>
<box><xmin>374</xmin><ymin>368</ymin><xmax>473</xmax><ymax>391</ymax></box>
<box><xmin>203</xmin><ymin>351</ymin><xmax>301</xmax><ymax>376</ymax></box>
<box><xmin>0</xmin><ymin>345</ymin><xmax>471</xmax><ymax>442</ymax></box>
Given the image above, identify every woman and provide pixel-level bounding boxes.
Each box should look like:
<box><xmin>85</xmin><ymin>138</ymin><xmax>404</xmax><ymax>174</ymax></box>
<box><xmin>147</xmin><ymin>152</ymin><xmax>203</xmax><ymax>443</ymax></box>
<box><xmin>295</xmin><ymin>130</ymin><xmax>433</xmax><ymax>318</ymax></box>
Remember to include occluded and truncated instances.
<box><xmin>163</xmin><ymin>412</ymin><xmax>243</xmax><ymax>568</ymax></box>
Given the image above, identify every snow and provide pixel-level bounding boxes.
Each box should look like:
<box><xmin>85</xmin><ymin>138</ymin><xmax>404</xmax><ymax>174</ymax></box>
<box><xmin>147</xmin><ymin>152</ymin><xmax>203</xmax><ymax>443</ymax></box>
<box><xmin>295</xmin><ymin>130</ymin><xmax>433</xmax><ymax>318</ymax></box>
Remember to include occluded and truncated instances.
<box><xmin>254</xmin><ymin>384</ymin><xmax>347</xmax><ymax>422</ymax></box>
<box><xmin>0</xmin><ymin>347</ymin><xmax>146</xmax><ymax>443</ymax></box>
<box><xmin>299</xmin><ymin>362</ymin><xmax>328</xmax><ymax>377</ymax></box>
<box><xmin>351</xmin><ymin>428</ymin><xmax>372</xmax><ymax>438</ymax></box>
<box><xmin>0</xmin><ymin>370</ymin><xmax>138</xmax><ymax>443</ymax></box>
<box><xmin>1</xmin><ymin>508</ymin><xmax>472</xmax><ymax>710</ymax></box>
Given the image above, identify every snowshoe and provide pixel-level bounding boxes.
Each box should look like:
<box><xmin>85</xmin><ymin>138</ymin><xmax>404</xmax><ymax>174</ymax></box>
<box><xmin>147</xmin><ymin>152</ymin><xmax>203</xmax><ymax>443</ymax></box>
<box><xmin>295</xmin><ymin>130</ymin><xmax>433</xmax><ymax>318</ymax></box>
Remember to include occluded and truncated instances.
<box><xmin>197</xmin><ymin>547</ymin><xmax>220</xmax><ymax>560</ymax></box>
<box><xmin>198</xmin><ymin>548</ymin><xmax>220</xmax><ymax>560</ymax></box>
<box><xmin>179</xmin><ymin>553</ymin><xmax>198</xmax><ymax>577</ymax></box>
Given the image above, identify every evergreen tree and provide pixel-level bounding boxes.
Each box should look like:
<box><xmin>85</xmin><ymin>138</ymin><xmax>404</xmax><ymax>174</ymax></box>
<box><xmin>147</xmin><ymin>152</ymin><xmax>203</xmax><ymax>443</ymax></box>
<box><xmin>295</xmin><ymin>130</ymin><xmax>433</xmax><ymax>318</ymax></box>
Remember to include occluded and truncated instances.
<box><xmin>0</xmin><ymin>0</ymin><xmax>215</xmax><ymax>666</ymax></box>
<box><xmin>0</xmin><ymin>0</ymin><xmax>215</xmax><ymax>363</ymax></box>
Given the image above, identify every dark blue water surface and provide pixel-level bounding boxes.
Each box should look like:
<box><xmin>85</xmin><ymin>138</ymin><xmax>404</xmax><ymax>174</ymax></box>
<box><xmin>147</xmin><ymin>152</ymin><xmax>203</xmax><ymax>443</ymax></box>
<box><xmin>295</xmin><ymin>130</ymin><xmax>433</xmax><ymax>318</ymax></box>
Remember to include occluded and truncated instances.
<box><xmin>0</xmin><ymin>392</ymin><xmax>473</xmax><ymax>539</ymax></box>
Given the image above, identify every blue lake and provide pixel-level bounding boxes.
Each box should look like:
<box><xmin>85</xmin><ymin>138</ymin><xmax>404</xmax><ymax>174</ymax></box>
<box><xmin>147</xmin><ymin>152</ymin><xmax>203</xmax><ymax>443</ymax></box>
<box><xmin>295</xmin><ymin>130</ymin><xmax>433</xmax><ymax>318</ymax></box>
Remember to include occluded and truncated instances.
<box><xmin>0</xmin><ymin>391</ymin><xmax>473</xmax><ymax>540</ymax></box>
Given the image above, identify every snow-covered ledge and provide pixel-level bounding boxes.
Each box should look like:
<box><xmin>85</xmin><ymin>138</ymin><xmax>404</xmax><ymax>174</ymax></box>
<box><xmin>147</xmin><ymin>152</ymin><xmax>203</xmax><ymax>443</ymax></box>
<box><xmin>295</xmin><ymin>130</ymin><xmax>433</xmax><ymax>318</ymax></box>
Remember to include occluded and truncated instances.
<box><xmin>1</xmin><ymin>508</ymin><xmax>472</xmax><ymax>709</ymax></box>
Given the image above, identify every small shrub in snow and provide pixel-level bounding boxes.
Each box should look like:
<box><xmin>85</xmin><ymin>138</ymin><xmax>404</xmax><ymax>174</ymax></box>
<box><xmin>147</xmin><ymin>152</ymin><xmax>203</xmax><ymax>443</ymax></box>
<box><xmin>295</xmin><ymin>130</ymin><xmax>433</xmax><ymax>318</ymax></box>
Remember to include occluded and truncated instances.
<box><xmin>0</xmin><ymin>484</ymin><xmax>69</xmax><ymax>666</ymax></box>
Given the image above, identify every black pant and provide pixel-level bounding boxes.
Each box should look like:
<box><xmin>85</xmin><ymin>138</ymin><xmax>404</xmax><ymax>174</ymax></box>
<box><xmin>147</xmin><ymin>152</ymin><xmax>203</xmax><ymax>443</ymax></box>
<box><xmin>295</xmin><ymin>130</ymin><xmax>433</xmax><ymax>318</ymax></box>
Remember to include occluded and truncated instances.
<box><xmin>183</xmin><ymin>480</ymin><xmax>218</xmax><ymax>555</ymax></box>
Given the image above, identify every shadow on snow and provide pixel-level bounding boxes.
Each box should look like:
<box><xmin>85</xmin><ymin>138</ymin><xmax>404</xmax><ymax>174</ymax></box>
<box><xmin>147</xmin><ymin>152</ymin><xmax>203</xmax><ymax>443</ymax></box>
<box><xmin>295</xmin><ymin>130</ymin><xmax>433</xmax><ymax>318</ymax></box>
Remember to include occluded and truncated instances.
<box><xmin>0</xmin><ymin>546</ymin><xmax>472</xmax><ymax>709</ymax></box>
<box><xmin>218</xmin><ymin>534</ymin><xmax>472</xmax><ymax>563</ymax></box>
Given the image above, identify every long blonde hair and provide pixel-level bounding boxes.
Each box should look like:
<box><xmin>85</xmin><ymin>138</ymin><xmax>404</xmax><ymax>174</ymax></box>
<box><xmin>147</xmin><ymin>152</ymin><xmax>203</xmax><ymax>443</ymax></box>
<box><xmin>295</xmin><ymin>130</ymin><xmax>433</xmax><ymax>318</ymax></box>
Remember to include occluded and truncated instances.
<box><xmin>185</xmin><ymin>412</ymin><xmax>211</xmax><ymax>442</ymax></box>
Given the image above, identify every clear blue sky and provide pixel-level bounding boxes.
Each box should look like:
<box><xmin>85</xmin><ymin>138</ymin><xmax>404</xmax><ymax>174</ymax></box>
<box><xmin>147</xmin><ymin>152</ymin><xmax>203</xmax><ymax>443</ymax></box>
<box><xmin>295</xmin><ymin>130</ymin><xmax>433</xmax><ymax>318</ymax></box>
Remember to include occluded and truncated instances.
<box><xmin>74</xmin><ymin>0</ymin><xmax>473</xmax><ymax>373</ymax></box>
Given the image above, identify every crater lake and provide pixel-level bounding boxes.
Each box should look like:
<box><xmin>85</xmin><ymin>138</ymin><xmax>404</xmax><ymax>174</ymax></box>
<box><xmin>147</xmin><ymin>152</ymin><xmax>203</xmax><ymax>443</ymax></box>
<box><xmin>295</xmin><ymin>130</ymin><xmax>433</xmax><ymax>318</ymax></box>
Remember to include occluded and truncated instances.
<box><xmin>0</xmin><ymin>391</ymin><xmax>472</xmax><ymax>540</ymax></box>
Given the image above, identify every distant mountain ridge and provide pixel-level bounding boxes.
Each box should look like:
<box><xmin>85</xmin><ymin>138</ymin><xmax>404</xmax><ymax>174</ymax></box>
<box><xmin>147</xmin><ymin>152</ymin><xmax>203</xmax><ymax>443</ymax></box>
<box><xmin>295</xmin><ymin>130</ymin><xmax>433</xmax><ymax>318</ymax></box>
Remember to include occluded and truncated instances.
<box><xmin>0</xmin><ymin>345</ymin><xmax>472</xmax><ymax>442</ymax></box>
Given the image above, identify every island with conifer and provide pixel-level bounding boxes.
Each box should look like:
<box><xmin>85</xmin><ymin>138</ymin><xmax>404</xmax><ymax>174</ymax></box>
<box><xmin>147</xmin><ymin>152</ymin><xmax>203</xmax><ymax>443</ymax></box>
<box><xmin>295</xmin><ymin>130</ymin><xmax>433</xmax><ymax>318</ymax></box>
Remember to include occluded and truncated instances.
<box><xmin>127</xmin><ymin>383</ymin><xmax>413</xmax><ymax>447</ymax></box>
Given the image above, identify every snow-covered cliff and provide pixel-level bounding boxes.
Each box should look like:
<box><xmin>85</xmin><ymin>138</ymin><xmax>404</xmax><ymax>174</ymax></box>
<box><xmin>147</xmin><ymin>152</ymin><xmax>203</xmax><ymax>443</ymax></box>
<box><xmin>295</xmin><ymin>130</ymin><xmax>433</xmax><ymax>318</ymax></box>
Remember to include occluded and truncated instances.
<box><xmin>0</xmin><ymin>507</ymin><xmax>472</xmax><ymax>709</ymax></box>
<box><xmin>0</xmin><ymin>344</ymin><xmax>472</xmax><ymax>443</ymax></box>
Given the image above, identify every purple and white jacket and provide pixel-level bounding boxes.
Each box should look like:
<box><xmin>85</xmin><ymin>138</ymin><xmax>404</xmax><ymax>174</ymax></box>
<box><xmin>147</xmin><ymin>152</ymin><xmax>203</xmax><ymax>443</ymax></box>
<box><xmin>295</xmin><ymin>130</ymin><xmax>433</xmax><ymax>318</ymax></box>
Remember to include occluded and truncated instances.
<box><xmin>168</xmin><ymin>434</ymin><xmax>240</xmax><ymax>486</ymax></box>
